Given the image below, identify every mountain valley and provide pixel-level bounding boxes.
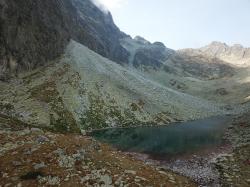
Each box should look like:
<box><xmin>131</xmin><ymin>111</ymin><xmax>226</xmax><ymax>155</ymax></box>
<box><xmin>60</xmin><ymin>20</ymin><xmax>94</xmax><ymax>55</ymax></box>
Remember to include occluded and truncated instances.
<box><xmin>0</xmin><ymin>0</ymin><xmax>250</xmax><ymax>186</ymax></box>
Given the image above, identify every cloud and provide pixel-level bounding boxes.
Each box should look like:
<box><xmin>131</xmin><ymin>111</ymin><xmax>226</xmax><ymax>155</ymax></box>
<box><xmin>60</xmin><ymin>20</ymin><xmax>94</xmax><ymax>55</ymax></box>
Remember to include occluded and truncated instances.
<box><xmin>91</xmin><ymin>0</ymin><xmax>127</xmax><ymax>12</ymax></box>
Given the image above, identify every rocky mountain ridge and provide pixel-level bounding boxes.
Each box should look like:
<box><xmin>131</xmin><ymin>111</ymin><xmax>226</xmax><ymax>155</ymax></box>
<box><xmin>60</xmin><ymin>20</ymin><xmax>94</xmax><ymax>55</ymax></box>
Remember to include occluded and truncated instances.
<box><xmin>180</xmin><ymin>41</ymin><xmax>250</xmax><ymax>66</ymax></box>
<box><xmin>121</xmin><ymin>37</ymin><xmax>236</xmax><ymax>80</ymax></box>
<box><xmin>0</xmin><ymin>0</ymin><xmax>129</xmax><ymax>80</ymax></box>
<box><xmin>1</xmin><ymin>0</ymin><xmax>249</xmax><ymax>81</ymax></box>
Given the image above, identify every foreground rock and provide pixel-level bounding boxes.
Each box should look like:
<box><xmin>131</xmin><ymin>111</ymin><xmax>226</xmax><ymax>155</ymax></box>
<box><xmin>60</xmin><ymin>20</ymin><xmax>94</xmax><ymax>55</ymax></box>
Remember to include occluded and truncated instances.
<box><xmin>0</xmin><ymin>124</ymin><xmax>196</xmax><ymax>187</ymax></box>
<box><xmin>214</xmin><ymin>113</ymin><xmax>250</xmax><ymax>187</ymax></box>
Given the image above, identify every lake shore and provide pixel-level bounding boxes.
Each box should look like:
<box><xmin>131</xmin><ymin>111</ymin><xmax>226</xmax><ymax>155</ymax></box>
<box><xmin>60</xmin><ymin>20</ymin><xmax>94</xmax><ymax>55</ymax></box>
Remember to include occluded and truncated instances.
<box><xmin>90</xmin><ymin>113</ymin><xmax>250</xmax><ymax>186</ymax></box>
<box><xmin>125</xmin><ymin>143</ymin><xmax>232</xmax><ymax>186</ymax></box>
<box><xmin>123</xmin><ymin>113</ymin><xmax>250</xmax><ymax>186</ymax></box>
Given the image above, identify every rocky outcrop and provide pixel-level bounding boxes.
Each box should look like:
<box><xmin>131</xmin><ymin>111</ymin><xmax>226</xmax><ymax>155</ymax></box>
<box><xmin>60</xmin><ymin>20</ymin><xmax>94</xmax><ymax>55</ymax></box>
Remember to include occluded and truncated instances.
<box><xmin>201</xmin><ymin>42</ymin><xmax>250</xmax><ymax>60</ymax></box>
<box><xmin>121</xmin><ymin>37</ymin><xmax>175</xmax><ymax>70</ymax></box>
<box><xmin>133</xmin><ymin>42</ymin><xmax>170</xmax><ymax>69</ymax></box>
<box><xmin>181</xmin><ymin>41</ymin><xmax>250</xmax><ymax>67</ymax></box>
<box><xmin>214</xmin><ymin>113</ymin><xmax>250</xmax><ymax>187</ymax></box>
<box><xmin>0</xmin><ymin>0</ymin><xmax>129</xmax><ymax>80</ymax></box>
<box><xmin>70</xmin><ymin>0</ymin><xmax>129</xmax><ymax>63</ymax></box>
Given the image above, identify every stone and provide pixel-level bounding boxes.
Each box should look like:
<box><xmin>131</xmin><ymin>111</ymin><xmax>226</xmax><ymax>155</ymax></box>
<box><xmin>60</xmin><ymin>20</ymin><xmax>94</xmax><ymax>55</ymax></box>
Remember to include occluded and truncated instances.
<box><xmin>64</xmin><ymin>177</ymin><xmax>70</xmax><ymax>182</ymax></box>
<box><xmin>33</xmin><ymin>162</ymin><xmax>46</xmax><ymax>170</ymax></box>
<box><xmin>12</xmin><ymin>161</ymin><xmax>22</xmax><ymax>166</ymax></box>
<box><xmin>135</xmin><ymin>176</ymin><xmax>147</xmax><ymax>181</ymax></box>
<box><xmin>80</xmin><ymin>129</ymin><xmax>87</xmax><ymax>136</ymax></box>
<box><xmin>58</xmin><ymin>155</ymin><xmax>75</xmax><ymax>168</ymax></box>
<box><xmin>124</xmin><ymin>170</ymin><xmax>136</xmax><ymax>175</ymax></box>
<box><xmin>2</xmin><ymin>173</ymin><xmax>8</xmax><ymax>178</ymax></box>
<box><xmin>19</xmin><ymin>129</ymin><xmax>31</xmax><ymax>136</ymax></box>
<box><xmin>36</xmin><ymin>135</ymin><xmax>49</xmax><ymax>143</ymax></box>
<box><xmin>134</xmin><ymin>178</ymin><xmax>141</xmax><ymax>183</ymax></box>
<box><xmin>158</xmin><ymin>171</ymin><xmax>168</xmax><ymax>175</ymax></box>
<box><xmin>4</xmin><ymin>184</ymin><xmax>12</xmax><ymax>187</ymax></box>
<box><xmin>169</xmin><ymin>180</ymin><xmax>177</xmax><ymax>184</ymax></box>
<box><xmin>31</xmin><ymin>128</ymin><xmax>44</xmax><ymax>134</ymax></box>
<box><xmin>38</xmin><ymin>175</ymin><xmax>60</xmax><ymax>185</ymax></box>
<box><xmin>11</xmin><ymin>177</ymin><xmax>18</xmax><ymax>182</ymax></box>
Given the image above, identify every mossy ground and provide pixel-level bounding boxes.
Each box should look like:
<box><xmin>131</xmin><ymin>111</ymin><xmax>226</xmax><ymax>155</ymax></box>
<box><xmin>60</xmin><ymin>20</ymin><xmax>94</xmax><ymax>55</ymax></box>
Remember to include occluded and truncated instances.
<box><xmin>80</xmin><ymin>91</ymin><xmax>141</xmax><ymax>130</ymax></box>
<box><xmin>0</xmin><ymin>128</ymin><xmax>197</xmax><ymax>187</ymax></box>
<box><xmin>29</xmin><ymin>81</ymin><xmax>80</xmax><ymax>133</ymax></box>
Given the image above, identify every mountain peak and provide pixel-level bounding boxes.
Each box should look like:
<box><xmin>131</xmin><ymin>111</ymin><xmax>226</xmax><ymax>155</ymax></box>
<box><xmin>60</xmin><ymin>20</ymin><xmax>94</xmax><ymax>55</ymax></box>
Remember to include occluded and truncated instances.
<box><xmin>208</xmin><ymin>41</ymin><xmax>228</xmax><ymax>48</ymax></box>
<box><xmin>134</xmin><ymin>36</ymin><xmax>151</xmax><ymax>45</ymax></box>
<box><xmin>232</xmin><ymin>43</ymin><xmax>244</xmax><ymax>49</ymax></box>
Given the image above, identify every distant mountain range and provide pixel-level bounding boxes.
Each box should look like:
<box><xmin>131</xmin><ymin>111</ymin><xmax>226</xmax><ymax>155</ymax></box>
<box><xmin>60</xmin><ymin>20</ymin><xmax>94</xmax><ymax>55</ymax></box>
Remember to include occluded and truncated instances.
<box><xmin>181</xmin><ymin>41</ymin><xmax>250</xmax><ymax>66</ymax></box>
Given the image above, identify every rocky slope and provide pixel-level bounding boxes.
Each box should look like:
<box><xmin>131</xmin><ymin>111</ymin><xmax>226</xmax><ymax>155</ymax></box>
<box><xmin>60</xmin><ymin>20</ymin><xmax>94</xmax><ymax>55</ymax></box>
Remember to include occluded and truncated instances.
<box><xmin>0</xmin><ymin>0</ymin><xmax>249</xmax><ymax>130</ymax></box>
<box><xmin>215</xmin><ymin>113</ymin><xmax>250</xmax><ymax>187</ymax></box>
<box><xmin>0</xmin><ymin>0</ymin><xmax>249</xmax><ymax>132</ymax></box>
<box><xmin>0</xmin><ymin>123</ymin><xmax>196</xmax><ymax>187</ymax></box>
<box><xmin>0</xmin><ymin>40</ymin><xmax>227</xmax><ymax>132</ymax></box>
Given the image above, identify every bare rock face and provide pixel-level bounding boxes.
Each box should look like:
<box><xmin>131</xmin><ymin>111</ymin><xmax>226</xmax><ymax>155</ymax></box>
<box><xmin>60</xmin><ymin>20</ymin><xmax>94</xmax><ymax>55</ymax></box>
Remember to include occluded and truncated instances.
<box><xmin>121</xmin><ymin>37</ymin><xmax>175</xmax><ymax>70</ymax></box>
<box><xmin>197</xmin><ymin>41</ymin><xmax>250</xmax><ymax>66</ymax></box>
<box><xmin>70</xmin><ymin>0</ymin><xmax>129</xmax><ymax>63</ymax></box>
<box><xmin>0</xmin><ymin>0</ymin><xmax>70</xmax><ymax>80</ymax></box>
<box><xmin>133</xmin><ymin>43</ymin><xmax>169</xmax><ymax>69</ymax></box>
<box><xmin>0</xmin><ymin>0</ymin><xmax>129</xmax><ymax>80</ymax></box>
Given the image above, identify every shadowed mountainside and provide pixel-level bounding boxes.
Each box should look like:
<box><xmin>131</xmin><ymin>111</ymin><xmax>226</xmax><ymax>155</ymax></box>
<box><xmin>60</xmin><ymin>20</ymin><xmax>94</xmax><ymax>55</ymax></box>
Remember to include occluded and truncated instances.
<box><xmin>0</xmin><ymin>0</ymin><xmax>129</xmax><ymax>80</ymax></box>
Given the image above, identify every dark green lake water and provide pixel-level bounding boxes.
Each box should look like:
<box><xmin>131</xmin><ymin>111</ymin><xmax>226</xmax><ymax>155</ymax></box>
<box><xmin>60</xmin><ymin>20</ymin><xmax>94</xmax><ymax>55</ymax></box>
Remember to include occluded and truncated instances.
<box><xmin>90</xmin><ymin>116</ymin><xmax>231</xmax><ymax>158</ymax></box>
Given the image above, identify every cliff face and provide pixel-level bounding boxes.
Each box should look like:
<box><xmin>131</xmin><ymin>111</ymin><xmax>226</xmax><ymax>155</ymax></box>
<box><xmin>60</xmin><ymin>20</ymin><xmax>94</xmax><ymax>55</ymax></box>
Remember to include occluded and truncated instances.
<box><xmin>0</xmin><ymin>0</ymin><xmax>129</xmax><ymax>80</ymax></box>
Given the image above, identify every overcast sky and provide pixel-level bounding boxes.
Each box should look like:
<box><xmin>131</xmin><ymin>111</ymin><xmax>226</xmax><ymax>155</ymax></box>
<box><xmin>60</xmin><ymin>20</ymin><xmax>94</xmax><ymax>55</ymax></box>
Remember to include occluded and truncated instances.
<box><xmin>94</xmin><ymin>0</ymin><xmax>250</xmax><ymax>49</ymax></box>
